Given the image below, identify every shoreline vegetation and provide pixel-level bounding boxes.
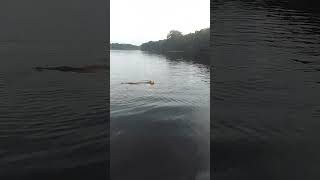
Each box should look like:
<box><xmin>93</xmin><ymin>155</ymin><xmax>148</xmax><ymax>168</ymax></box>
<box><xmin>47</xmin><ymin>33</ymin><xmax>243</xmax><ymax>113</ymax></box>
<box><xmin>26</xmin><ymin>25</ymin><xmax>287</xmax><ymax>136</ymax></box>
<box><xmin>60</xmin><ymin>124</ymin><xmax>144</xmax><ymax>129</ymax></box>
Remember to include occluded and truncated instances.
<box><xmin>111</xmin><ymin>28</ymin><xmax>209</xmax><ymax>59</ymax></box>
<box><xmin>141</xmin><ymin>28</ymin><xmax>209</xmax><ymax>58</ymax></box>
<box><xmin>110</xmin><ymin>43</ymin><xmax>140</xmax><ymax>50</ymax></box>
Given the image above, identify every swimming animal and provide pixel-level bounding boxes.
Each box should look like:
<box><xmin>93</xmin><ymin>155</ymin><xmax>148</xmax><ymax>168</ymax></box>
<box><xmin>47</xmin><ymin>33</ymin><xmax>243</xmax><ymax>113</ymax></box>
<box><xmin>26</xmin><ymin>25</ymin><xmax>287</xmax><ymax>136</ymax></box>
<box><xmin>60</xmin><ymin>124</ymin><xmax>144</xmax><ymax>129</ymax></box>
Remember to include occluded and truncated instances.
<box><xmin>121</xmin><ymin>80</ymin><xmax>155</xmax><ymax>85</ymax></box>
<box><xmin>34</xmin><ymin>65</ymin><xmax>109</xmax><ymax>73</ymax></box>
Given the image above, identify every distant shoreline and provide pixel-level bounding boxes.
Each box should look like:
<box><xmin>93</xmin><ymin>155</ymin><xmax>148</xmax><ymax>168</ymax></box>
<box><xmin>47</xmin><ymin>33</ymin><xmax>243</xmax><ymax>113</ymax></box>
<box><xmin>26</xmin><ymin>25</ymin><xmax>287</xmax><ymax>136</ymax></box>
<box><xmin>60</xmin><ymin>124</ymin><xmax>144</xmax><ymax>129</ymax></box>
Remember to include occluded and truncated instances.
<box><xmin>140</xmin><ymin>28</ymin><xmax>209</xmax><ymax>58</ymax></box>
<box><xmin>111</xmin><ymin>28</ymin><xmax>209</xmax><ymax>59</ymax></box>
<box><xmin>110</xmin><ymin>43</ymin><xmax>140</xmax><ymax>50</ymax></box>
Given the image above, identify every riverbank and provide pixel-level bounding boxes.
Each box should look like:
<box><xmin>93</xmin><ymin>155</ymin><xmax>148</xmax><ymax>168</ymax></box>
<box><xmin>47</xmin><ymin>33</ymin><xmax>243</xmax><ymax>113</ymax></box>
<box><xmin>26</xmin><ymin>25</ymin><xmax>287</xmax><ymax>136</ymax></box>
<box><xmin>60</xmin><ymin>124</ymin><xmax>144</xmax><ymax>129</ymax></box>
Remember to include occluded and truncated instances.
<box><xmin>110</xmin><ymin>43</ymin><xmax>140</xmax><ymax>50</ymax></box>
<box><xmin>140</xmin><ymin>28</ymin><xmax>210</xmax><ymax>59</ymax></box>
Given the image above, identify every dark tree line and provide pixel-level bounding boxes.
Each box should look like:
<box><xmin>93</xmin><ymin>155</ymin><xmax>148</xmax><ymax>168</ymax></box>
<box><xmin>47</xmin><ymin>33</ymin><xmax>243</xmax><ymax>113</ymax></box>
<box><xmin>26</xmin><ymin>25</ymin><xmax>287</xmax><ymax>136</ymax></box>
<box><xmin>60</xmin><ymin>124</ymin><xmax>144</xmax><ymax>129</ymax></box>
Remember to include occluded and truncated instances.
<box><xmin>110</xmin><ymin>43</ymin><xmax>140</xmax><ymax>50</ymax></box>
<box><xmin>140</xmin><ymin>28</ymin><xmax>209</xmax><ymax>57</ymax></box>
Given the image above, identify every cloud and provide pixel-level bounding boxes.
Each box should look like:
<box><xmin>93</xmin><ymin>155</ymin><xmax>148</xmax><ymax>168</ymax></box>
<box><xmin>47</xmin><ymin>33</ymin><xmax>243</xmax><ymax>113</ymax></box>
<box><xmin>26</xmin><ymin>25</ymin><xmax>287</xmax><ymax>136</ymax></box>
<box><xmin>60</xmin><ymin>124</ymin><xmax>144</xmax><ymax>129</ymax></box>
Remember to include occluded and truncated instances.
<box><xmin>111</xmin><ymin>0</ymin><xmax>209</xmax><ymax>45</ymax></box>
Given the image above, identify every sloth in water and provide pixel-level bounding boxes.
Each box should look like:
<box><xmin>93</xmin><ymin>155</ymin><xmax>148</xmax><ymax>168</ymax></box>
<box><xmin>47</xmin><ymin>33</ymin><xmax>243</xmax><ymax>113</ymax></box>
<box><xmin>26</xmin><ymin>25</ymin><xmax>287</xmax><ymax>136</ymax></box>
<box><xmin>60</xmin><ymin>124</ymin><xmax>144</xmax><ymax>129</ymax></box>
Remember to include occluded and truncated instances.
<box><xmin>121</xmin><ymin>80</ymin><xmax>155</xmax><ymax>85</ymax></box>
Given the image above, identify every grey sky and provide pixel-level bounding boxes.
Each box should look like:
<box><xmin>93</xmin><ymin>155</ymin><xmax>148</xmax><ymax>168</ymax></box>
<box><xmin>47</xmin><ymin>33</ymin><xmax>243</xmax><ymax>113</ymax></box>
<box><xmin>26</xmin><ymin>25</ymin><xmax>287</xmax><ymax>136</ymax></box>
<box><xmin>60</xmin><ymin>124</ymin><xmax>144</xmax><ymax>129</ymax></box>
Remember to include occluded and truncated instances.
<box><xmin>111</xmin><ymin>0</ymin><xmax>209</xmax><ymax>45</ymax></box>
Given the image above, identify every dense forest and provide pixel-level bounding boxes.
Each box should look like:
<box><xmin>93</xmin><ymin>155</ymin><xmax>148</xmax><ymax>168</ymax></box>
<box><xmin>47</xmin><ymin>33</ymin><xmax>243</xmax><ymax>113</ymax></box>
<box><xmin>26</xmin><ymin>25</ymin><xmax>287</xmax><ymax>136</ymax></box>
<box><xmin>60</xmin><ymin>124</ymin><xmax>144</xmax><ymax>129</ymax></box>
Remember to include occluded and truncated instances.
<box><xmin>110</xmin><ymin>43</ymin><xmax>140</xmax><ymax>50</ymax></box>
<box><xmin>140</xmin><ymin>28</ymin><xmax>209</xmax><ymax>57</ymax></box>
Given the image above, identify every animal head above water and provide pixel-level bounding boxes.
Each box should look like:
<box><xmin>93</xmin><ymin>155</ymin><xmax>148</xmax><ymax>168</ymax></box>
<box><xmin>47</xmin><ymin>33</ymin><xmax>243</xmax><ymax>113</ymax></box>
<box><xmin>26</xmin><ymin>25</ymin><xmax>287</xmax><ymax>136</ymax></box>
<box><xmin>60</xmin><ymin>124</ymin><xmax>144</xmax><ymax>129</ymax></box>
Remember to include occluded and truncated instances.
<box><xmin>121</xmin><ymin>80</ymin><xmax>155</xmax><ymax>85</ymax></box>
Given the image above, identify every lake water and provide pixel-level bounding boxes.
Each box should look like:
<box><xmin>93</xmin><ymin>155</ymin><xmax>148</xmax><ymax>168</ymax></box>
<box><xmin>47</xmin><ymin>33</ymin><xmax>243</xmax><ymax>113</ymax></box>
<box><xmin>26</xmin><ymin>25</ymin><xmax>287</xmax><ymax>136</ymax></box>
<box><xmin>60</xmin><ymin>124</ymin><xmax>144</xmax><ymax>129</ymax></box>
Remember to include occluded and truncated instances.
<box><xmin>0</xmin><ymin>41</ymin><xmax>108</xmax><ymax>179</ymax></box>
<box><xmin>212</xmin><ymin>1</ymin><xmax>320</xmax><ymax>179</ymax></box>
<box><xmin>110</xmin><ymin>50</ymin><xmax>210</xmax><ymax>180</ymax></box>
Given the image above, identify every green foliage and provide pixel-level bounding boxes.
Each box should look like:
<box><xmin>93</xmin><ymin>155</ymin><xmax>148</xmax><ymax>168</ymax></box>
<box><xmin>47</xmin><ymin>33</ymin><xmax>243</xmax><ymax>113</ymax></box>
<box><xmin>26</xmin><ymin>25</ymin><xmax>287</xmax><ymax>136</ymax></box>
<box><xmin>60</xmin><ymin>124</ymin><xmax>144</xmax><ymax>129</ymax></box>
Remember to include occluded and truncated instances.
<box><xmin>167</xmin><ymin>30</ymin><xmax>183</xmax><ymax>40</ymax></box>
<box><xmin>110</xmin><ymin>43</ymin><xmax>140</xmax><ymax>50</ymax></box>
<box><xmin>140</xmin><ymin>28</ymin><xmax>209</xmax><ymax>57</ymax></box>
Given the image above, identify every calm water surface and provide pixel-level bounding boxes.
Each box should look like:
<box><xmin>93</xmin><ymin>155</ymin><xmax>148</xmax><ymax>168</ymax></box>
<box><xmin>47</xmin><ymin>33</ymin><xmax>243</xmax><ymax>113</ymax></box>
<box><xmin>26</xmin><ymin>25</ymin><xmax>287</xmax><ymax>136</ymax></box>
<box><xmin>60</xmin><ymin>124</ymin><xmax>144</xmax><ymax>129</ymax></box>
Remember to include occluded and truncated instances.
<box><xmin>0</xmin><ymin>41</ymin><xmax>108</xmax><ymax>179</ymax></box>
<box><xmin>212</xmin><ymin>1</ymin><xmax>320</xmax><ymax>179</ymax></box>
<box><xmin>110</xmin><ymin>50</ymin><xmax>210</xmax><ymax>180</ymax></box>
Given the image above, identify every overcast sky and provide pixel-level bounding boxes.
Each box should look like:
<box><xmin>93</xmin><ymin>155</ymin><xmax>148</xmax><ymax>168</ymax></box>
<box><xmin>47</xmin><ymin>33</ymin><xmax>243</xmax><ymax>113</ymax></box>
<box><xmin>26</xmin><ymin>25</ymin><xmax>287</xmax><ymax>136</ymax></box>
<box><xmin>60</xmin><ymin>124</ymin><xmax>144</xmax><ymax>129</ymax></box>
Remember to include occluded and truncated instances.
<box><xmin>111</xmin><ymin>0</ymin><xmax>209</xmax><ymax>45</ymax></box>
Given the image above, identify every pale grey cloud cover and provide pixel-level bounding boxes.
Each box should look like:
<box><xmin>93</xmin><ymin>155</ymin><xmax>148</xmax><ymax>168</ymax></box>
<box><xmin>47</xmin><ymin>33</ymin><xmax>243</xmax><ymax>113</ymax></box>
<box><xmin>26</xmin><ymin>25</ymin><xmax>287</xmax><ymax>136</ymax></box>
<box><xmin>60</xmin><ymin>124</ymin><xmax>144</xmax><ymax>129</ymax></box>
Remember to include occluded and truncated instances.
<box><xmin>111</xmin><ymin>0</ymin><xmax>209</xmax><ymax>45</ymax></box>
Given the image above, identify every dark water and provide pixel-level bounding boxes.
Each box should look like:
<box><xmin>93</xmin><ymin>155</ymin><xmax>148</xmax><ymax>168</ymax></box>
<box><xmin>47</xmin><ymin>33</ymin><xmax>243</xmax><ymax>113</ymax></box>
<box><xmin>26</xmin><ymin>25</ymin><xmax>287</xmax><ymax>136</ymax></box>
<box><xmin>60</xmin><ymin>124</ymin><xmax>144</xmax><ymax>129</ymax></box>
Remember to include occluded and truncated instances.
<box><xmin>110</xmin><ymin>50</ymin><xmax>210</xmax><ymax>180</ymax></box>
<box><xmin>0</xmin><ymin>41</ymin><xmax>108</xmax><ymax>179</ymax></box>
<box><xmin>212</xmin><ymin>1</ymin><xmax>320</xmax><ymax>179</ymax></box>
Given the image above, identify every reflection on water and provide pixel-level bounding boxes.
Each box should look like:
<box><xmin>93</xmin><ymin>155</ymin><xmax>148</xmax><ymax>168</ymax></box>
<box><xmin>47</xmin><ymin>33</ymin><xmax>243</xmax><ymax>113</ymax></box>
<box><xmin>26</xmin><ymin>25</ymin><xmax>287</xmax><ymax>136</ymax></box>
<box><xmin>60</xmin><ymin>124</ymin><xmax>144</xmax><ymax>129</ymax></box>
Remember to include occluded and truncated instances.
<box><xmin>212</xmin><ymin>1</ymin><xmax>320</xmax><ymax>179</ymax></box>
<box><xmin>0</xmin><ymin>41</ymin><xmax>108</xmax><ymax>179</ymax></box>
<box><xmin>110</xmin><ymin>50</ymin><xmax>210</xmax><ymax>180</ymax></box>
